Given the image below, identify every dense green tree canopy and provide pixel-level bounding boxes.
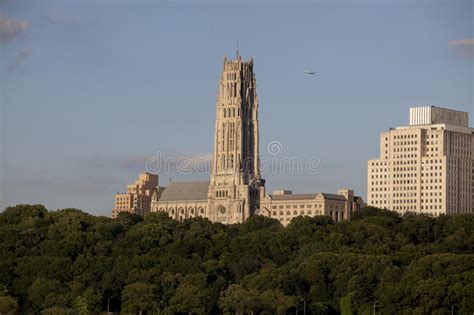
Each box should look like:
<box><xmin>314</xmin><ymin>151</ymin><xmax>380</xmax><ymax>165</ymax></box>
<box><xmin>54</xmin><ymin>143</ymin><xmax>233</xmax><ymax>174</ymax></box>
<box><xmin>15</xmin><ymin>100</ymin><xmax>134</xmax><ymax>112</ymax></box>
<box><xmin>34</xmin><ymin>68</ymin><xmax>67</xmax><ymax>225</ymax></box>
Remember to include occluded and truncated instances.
<box><xmin>0</xmin><ymin>205</ymin><xmax>473</xmax><ymax>314</ymax></box>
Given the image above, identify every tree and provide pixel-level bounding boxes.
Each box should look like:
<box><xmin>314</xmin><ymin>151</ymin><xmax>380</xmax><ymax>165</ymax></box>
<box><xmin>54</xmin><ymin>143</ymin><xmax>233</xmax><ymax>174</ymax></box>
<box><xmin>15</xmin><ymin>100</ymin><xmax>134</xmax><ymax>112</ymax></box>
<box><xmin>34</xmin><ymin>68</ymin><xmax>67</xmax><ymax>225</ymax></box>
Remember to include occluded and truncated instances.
<box><xmin>1</xmin><ymin>204</ymin><xmax>474</xmax><ymax>313</ymax></box>
<box><xmin>27</xmin><ymin>278</ymin><xmax>62</xmax><ymax>312</ymax></box>
<box><xmin>219</xmin><ymin>284</ymin><xmax>259</xmax><ymax>315</ymax></box>
<box><xmin>168</xmin><ymin>273</ymin><xmax>209</xmax><ymax>314</ymax></box>
<box><xmin>116</xmin><ymin>212</ymin><xmax>143</xmax><ymax>229</ymax></box>
<box><xmin>340</xmin><ymin>293</ymin><xmax>353</xmax><ymax>315</ymax></box>
<box><xmin>121</xmin><ymin>283</ymin><xmax>157</xmax><ymax>314</ymax></box>
<box><xmin>259</xmin><ymin>289</ymin><xmax>295</xmax><ymax>315</ymax></box>
<box><xmin>0</xmin><ymin>295</ymin><xmax>18</xmax><ymax>314</ymax></box>
<box><xmin>73</xmin><ymin>289</ymin><xmax>102</xmax><ymax>314</ymax></box>
<box><xmin>41</xmin><ymin>306</ymin><xmax>69</xmax><ymax>315</ymax></box>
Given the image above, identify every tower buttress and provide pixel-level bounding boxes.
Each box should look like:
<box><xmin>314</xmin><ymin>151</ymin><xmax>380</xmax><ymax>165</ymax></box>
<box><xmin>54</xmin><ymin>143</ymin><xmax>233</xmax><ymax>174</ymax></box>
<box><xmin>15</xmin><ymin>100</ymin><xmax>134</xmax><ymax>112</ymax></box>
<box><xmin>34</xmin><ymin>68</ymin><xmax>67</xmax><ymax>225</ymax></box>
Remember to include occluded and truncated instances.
<box><xmin>208</xmin><ymin>53</ymin><xmax>264</xmax><ymax>223</ymax></box>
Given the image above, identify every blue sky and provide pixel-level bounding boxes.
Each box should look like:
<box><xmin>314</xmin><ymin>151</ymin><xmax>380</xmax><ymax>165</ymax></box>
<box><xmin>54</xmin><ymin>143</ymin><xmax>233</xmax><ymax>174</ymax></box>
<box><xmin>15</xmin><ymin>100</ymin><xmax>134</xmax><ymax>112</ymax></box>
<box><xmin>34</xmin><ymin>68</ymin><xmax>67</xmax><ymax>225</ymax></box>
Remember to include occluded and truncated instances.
<box><xmin>1</xmin><ymin>0</ymin><xmax>472</xmax><ymax>216</ymax></box>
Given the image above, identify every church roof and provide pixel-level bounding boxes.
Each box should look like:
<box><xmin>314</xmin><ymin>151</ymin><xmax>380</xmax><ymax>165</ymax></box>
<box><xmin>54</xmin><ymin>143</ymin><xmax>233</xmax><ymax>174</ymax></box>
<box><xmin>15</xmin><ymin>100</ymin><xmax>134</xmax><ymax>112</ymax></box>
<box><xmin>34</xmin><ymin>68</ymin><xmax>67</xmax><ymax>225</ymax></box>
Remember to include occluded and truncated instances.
<box><xmin>159</xmin><ymin>181</ymin><xmax>210</xmax><ymax>201</ymax></box>
<box><xmin>354</xmin><ymin>196</ymin><xmax>364</xmax><ymax>202</ymax></box>
<box><xmin>269</xmin><ymin>193</ymin><xmax>347</xmax><ymax>201</ymax></box>
<box><xmin>270</xmin><ymin>193</ymin><xmax>317</xmax><ymax>200</ymax></box>
<box><xmin>320</xmin><ymin>193</ymin><xmax>347</xmax><ymax>201</ymax></box>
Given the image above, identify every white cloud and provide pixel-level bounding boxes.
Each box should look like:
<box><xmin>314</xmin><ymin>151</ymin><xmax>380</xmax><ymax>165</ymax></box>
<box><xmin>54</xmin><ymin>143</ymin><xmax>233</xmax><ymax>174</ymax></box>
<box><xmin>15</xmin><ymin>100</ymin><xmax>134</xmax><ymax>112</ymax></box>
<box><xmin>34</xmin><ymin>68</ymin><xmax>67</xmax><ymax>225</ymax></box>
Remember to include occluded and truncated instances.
<box><xmin>448</xmin><ymin>38</ymin><xmax>474</xmax><ymax>57</ymax></box>
<box><xmin>0</xmin><ymin>13</ymin><xmax>28</xmax><ymax>43</ymax></box>
<box><xmin>448</xmin><ymin>38</ymin><xmax>474</xmax><ymax>47</ymax></box>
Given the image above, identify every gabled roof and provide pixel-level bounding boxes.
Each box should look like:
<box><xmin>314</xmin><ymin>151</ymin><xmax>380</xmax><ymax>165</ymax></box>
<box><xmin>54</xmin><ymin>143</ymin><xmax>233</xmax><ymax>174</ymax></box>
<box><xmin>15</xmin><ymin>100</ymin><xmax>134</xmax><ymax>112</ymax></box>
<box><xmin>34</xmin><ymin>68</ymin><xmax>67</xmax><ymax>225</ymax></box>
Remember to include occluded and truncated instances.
<box><xmin>270</xmin><ymin>193</ymin><xmax>317</xmax><ymax>200</ymax></box>
<box><xmin>159</xmin><ymin>181</ymin><xmax>210</xmax><ymax>201</ymax></box>
<box><xmin>320</xmin><ymin>193</ymin><xmax>347</xmax><ymax>201</ymax></box>
<box><xmin>268</xmin><ymin>193</ymin><xmax>347</xmax><ymax>201</ymax></box>
<box><xmin>354</xmin><ymin>196</ymin><xmax>364</xmax><ymax>202</ymax></box>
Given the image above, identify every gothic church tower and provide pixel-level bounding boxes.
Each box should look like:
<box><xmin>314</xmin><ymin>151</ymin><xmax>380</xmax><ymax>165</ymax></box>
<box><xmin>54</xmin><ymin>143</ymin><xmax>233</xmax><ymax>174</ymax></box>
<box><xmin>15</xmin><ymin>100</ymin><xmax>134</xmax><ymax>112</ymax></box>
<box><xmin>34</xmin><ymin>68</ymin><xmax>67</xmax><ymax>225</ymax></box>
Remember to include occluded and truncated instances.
<box><xmin>207</xmin><ymin>52</ymin><xmax>265</xmax><ymax>223</ymax></box>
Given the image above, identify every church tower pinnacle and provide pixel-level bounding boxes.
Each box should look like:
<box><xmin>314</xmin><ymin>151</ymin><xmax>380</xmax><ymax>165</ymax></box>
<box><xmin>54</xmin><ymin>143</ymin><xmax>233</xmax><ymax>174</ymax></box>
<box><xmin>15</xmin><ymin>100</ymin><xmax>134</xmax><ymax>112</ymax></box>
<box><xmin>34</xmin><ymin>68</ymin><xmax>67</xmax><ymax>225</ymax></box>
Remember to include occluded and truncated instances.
<box><xmin>207</xmin><ymin>53</ymin><xmax>265</xmax><ymax>223</ymax></box>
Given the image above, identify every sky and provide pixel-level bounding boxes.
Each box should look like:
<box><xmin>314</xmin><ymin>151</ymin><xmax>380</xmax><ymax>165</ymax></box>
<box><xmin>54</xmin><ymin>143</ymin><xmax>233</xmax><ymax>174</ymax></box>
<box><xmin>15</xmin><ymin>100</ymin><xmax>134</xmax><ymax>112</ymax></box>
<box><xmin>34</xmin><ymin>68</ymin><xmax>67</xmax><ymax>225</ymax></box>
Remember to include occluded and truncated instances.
<box><xmin>0</xmin><ymin>0</ymin><xmax>472</xmax><ymax>216</ymax></box>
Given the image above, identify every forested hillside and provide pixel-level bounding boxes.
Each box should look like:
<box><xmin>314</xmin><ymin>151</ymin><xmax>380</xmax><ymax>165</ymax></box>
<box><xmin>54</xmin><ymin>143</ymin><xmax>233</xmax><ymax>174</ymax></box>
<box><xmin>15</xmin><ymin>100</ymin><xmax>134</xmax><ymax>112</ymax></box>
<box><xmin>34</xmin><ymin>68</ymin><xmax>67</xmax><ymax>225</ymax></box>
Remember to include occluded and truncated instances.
<box><xmin>0</xmin><ymin>205</ymin><xmax>473</xmax><ymax>314</ymax></box>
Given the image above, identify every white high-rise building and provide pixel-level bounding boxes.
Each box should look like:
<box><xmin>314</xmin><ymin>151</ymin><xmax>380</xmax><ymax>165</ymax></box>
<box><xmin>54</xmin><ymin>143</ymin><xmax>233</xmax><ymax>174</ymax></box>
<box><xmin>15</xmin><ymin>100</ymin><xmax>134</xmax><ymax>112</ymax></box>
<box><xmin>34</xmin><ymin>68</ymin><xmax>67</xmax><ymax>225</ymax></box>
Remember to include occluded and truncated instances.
<box><xmin>368</xmin><ymin>106</ymin><xmax>474</xmax><ymax>216</ymax></box>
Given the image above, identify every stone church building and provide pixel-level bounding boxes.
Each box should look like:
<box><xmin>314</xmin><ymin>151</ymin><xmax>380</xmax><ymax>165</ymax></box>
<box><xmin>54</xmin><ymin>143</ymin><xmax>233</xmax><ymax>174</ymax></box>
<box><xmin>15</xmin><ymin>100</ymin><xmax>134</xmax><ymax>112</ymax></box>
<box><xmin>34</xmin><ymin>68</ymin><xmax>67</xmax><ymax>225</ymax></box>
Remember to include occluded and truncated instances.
<box><xmin>114</xmin><ymin>52</ymin><xmax>364</xmax><ymax>224</ymax></box>
<box><xmin>150</xmin><ymin>52</ymin><xmax>265</xmax><ymax>224</ymax></box>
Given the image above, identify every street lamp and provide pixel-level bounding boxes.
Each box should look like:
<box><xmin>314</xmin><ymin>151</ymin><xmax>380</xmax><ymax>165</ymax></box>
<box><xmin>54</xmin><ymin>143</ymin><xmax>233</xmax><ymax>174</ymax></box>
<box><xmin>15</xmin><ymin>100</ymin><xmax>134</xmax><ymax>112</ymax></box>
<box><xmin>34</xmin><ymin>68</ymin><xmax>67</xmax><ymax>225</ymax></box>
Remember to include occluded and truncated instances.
<box><xmin>449</xmin><ymin>303</ymin><xmax>457</xmax><ymax>315</ymax></box>
<box><xmin>296</xmin><ymin>298</ymin><xmax>308</xmax><ymax>315</ymax></box>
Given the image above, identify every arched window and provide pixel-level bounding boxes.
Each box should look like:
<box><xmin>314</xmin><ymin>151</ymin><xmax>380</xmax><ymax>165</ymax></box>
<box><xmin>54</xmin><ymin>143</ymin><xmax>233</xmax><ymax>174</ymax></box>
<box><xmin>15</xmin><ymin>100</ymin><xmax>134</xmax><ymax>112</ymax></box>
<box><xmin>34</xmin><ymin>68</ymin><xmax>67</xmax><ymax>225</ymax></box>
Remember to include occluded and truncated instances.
<box><xmin>179</xmin><ymin>207</ymin><xmax>185</xmax><ymax>214</ymax></box>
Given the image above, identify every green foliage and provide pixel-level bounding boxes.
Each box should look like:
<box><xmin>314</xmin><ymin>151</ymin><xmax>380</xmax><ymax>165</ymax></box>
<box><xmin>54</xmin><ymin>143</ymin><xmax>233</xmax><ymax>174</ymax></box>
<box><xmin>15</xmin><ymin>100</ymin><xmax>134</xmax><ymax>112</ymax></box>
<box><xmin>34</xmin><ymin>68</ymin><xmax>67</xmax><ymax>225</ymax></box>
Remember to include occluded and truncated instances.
<box><xmin>168</xmin><ymin>275</ymin><xmax>207</xmax><ymax>314</ymax></box>
<box><xmin>73</xmin><ymin>288</ymin><xmax>102</xmax><ymax>314</ymax></box>
<box><xmin>1</xmin><ymin>204</ymin><xmax>474</xmax><ymax>314</ymax></box>
<box><xmin>0</xmin><ymin>286</ymin><xmax>17</xmax><ymax>314</ymax></box>
<box><xmin>219</xmin><ymin>284</ymin><xmax>258</xmax><ymax>314</ymax></box>
<box><xmin>121</xmin><ymin>282</ymin><xmax>157</xmax><ymax>313</ymax></box>
<box><xmin>339</xmin><ymin>293</ymin><xmax>352</xmax><ymax>315</ymax></box>
<box><xmin>27</xmin><ymin>277</ymin><xmax>63</xmax><ymax>312</ymax></box>
<box><xmin>41</xmin><ymin>306</ymin><xmax>70</xmax><ymax>315</ymax></box>
<box><xmin>0</xmin><ymin>295</ymin><xmax>18</xmax><ymax>314</ymax></box>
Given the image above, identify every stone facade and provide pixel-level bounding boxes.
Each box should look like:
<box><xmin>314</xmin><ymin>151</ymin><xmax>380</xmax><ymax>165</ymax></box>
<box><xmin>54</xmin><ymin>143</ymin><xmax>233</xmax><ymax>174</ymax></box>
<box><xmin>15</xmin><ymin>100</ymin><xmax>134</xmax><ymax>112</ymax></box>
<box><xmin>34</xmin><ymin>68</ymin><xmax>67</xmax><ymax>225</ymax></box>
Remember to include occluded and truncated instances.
<box><xmin>112</xmin><ymin>173</ymin><xmax>159</xmax><ymax>218</ymax></box>
<box><xmin>149</xmin><ymin>52</ymin><xmax>265</xmax><ymax>224</ymax></box>
<box><xmin>368</xmin><ymin>106</ymin><xmax>474</xmax><ymax>215</ymax></box>
<box><xmin>206</xmin><ymin>52</ymin><xmax>265</xmax><ymax>223</ymax></box>
<box><xmin>257</xmin><ymin>189</ymin><xmax>365</xmax><ymax>226</ymax></box>
<box><xmin>150</xmin><ymin>181</ymin><xmax>209</xmax><ymax>221</ymax></box>
<box><xmin>115</xmin><ymin>53</ymin><xmax>364</xmax><ymax>224</ymax></box>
